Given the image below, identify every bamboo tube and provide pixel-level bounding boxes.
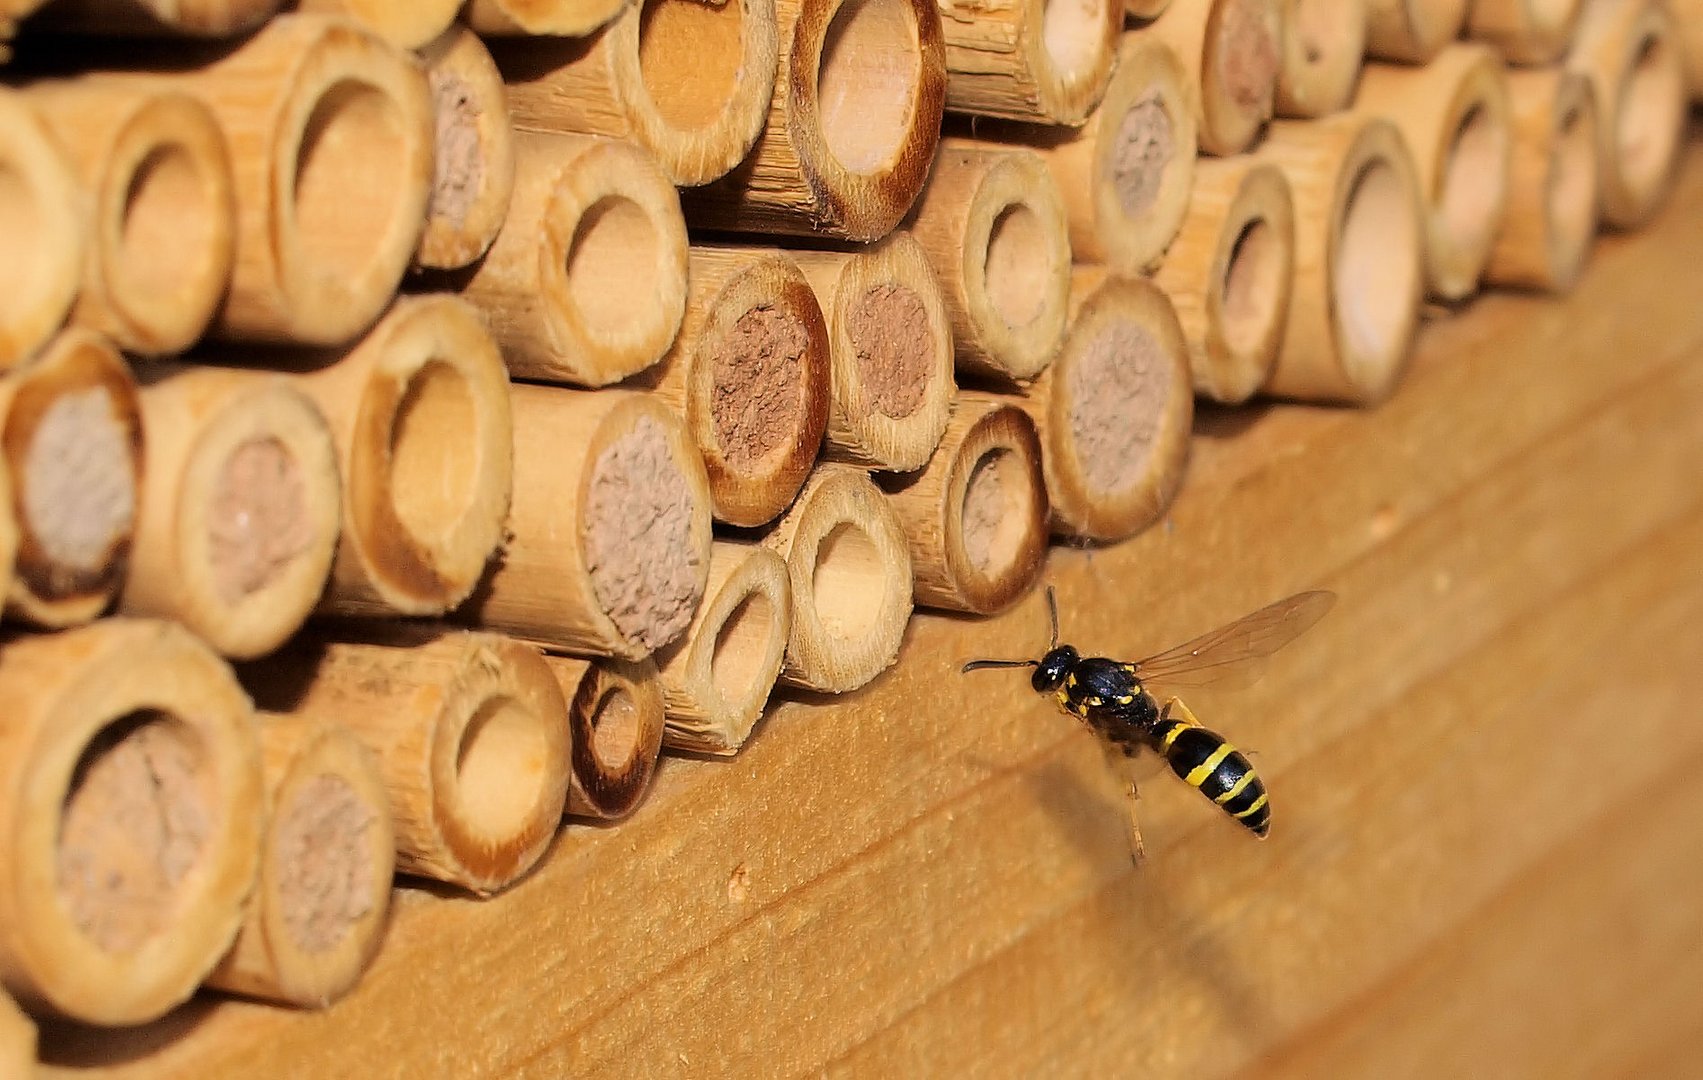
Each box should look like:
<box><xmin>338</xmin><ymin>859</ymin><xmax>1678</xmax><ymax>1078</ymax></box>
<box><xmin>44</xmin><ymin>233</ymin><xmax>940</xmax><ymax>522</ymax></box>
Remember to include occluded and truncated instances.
<box><xmin>1127</xmin><ymin>0</ymin><xmax>1170</xmax><ymax>15</ymax></box>
<box><xmin>1364</xmin><ymin>0</ymin><xmax>1468</xmax><ymax>62</ymax></box>
<box><xmin>1152</xmin><ymin>157</ymin><xmax>1295</xmax><ymax>404</ymax></box>
<box><xmin>1566</xmin><ymin>0</ymin><xmax>1686</xmax><ymax>229</ymax></box>
<box><xmin>545</xmin><ymin>655</ymin><xmax>666</xmax><ymax>820</ymax></box>
<box><xmin>1255</xmin><ymin>115</ymin><xmax>1425</xmax><ymax>405</ymax></box>
<box><xmin>1142</xmin><ymin>0</ymin><xmax>1282</xmax><ymax>156</ymax></box>
<box><xmin>0</xmin><ymin>988</ymin><xmax>32</xmax><ymax>1077</ymax></box>
<box><xmin>241</xmin><ymin>632</ymin><xmax>569</xmax><ymax>895</ymax></box>
<box><xmin>635</xmin><ymin>247</ymin><xmax>831</xmax><ymax>528</ymax></box>
<box><xmin>495</xmin><ymin>0</ymin><xmax>779</xmax><ymax>188</ymax></box>
<box><xmin>786</xmin><ymin>234</ymin><xmax>955</xmax><ymax>472</ymax></box>
<box><xmin>120</xmin><ymin>365</ymin><xmax>341</xmax><ymax>659</ymax></box>
<box><xmin>760</xmin><ymin>463</ymin><xmax>912</xmax><ymax>693</ymax></box>
<box><xmin>0</xmin><ymin>330</ymin><xmax>141</xmax><ymax>629</ymax></box>
<box><xmin>0</xmin><ymin>88</ymin><xmax>83</xmax><ymax>371</ymax></box>
<box><xmin>203</xmin><ymin>718</ymin><xmax>394</xmax><ymax>1008</ymax></box>
<box><xmin>1674</xmin><ymin>0</ymin><xmax>1703</xmax><ymax>97</ymax></box>
<box><xmin>34</xmin><ymin>0</ymin><xmax>282</xmax><ymax>35</ymax></box>
<box><xmin>1485</xmin><ymin>69</ymin><xmax>1598</xmax><ymax>291</ymax></box>
<box><xmin>459</xmin><ymin>131</ymin><xmax>687</xmax><ymax>387</ymax></box>
<box><xmin>0</xmin><ymin>618</ymin><xmax>262</xmax><ymax>1026</ymax></box>
<box><xmin>1466</xmin><ymin>0</ymin><xmax>1582</xmax><ymax>64</ymax></box>
<box><xmin>464</xmin><ymin>387</ymin><xmax>713</xmax><ymax>662</ymax></box>
<box><xmin>296</xmin><ymin>0</ymin><xmax>461</xmax><ymax>48</ymax></box>
<box><xmin>904</xmin><ymin>145</ymin><xmax>1070</xmax><ymax>383</ymax></box>
<box><xmin>651</xmin><ymin>540</ymin><xmax>790</xmax><ymax>755</ymax></box>
<box><xmin>415</xmin><ymin>25</ymin><xmax>516</xmax><ymax>271</ymax></box>
<box><xmin>681</xmin><ymin>0</ymin><xmax>948</xmax><ymax>241</ymax></box>
<box><xmin>877</xmin><ymin>393</ymin><xmax>1047</xmax><ymax>614</ymax></box>
<box><xmin>466</xmin><ymin>0</ymin><xmax>627</xmax><ymax>37</ymax></box>
<box><xmin>25</xmin><ymin>79</ymin><xmax>235</xmax><ymax>358</ymax></box>
<box><xmin>1013</xmin><ymin>269</ymin><xmax>1191</xmax><ymax>543</ymax></box>
<box><xmin>1275</xmin><ymin>0</ymin><xmax>1367</xmax><ymax>117</ymax></box>
<box><xmin>936</xmin><ymin>0</ymin><xmax>1120</xmax><ymax>124</ymax></box>
<box><xmin>1354</xmin><ymin>46</ymin><xmax>1513</xmax><ymax>302</ymax></box>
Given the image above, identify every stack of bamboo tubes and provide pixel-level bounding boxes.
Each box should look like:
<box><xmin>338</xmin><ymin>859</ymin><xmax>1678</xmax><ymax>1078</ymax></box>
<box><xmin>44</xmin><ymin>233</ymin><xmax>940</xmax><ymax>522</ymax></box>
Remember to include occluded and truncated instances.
<box><xmin>0</xmin><ymin>0</ymin><xmax>1691</xmax><ymax>1052</ymax></box>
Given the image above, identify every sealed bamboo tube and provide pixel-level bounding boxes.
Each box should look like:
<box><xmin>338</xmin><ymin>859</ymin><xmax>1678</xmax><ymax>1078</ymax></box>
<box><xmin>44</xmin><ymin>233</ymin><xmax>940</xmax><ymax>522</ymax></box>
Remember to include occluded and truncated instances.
<box><xmin>1566</xmin><ymin>0</ymin><xmax>1686</xmax><ymax>229</ymax></box>
<box><xmin>241</xmin><ymin>632</ymin><xmax>570</xmax><ymax>895</ymax></box>
<box><xmin>1153</xmin><ymin>157</ymin><xmax>1295</xmax><ymax>404</ymax></box>
<box><xmin>0</xmin><ymin>989</ymin><xmax>31</xmax><ymax>1076</ymax></box>
<box><xmin>25</xmin><ymin>79</ymin><xmax>235</xmax><ymax>358</ymax></box>
<box><xmin>1255</xmin><ymin>115</ymin><xmax>1424</xmax><ymax>405</ymax></box>
<box><xmin>1364</xmin><ymin>0</ymin><xmax>1468</xmax><ymax>62</ymax></box>
<box><xmin>415</xmin><ymin>25</ymin><xmax>516</xmax><ymax>271</ymax></box>
<box><xmin>1466</xmin><ymin>0</ymin><xmax>1582</xmax><ymax>64</ymax></box>
<box><xmin>1142</xmin><ymin>0</ymin><xmax>1282</xmax><ymax>155</ymax></box>
<box><xmin>761</xmin><ymin>463</ymin><xmax>913</xmax><ymax>693</ymax></box>
<box><xmin>161</xmin><ymin>14</ymin><xmax>433</xmax><ymax>345</ymax></box>
<box><xmin>121</xmin><ymin>365</ymin><xmax>341</xmax><ymax>659</ymax></box>
<box><xmin>682</xmin><ymin>0</ymin><xmax>948</xmax><ymax>241</ymax></box>
<box><xmin>1354</xmin><ymin>46</ymin><xmax>1513</xmax><ymax>302</ymax></box>
<box><xmin>878</xmin><ymin>394</ymin><xmax>1047</xmax><ymax>614</ymax></box>
<box><xmin>1275</xmin><ymin>0</ymin><xmax>1366</xmax><ymax>118</ymax></box>
<box><xmin>466</xmin><ymin>0</ymin><xmax>627</xmax><ymax>36</ymax></box>
<box><xmin>460</xmin><ymin>132</ymin><xmax>687</xmax><ymax>387</ymax></box>
<box><xmin>35</xmin><ymin>0</ymin><xmax>282</xmax><ymax>36</ymax></box>
<box><xmin>464</xmin><ymin>387</ymin><xmax>713</xmax><ymax>662</ymax></box>
<box><xmin>906</xmin><ymin>145</ymin><xmax>1070</xmax><ymax>382</ymax></box>
<box><xmin>0</xmin><ymin>330</ymin><xmax>141</xmax><ymax>629</ymax></box>
<box><xmin>1485</xmin><ymin>69</ymin><xmax>1598</xmax><ymax>291</ymax></box>
<box><xmin>296</xmin><ymin>0</ymin><xmax>461</xmax><ymax>48</ymax></box>
<box><xmin>637</xmin><ymin>247</ymin><xmax>831</xmax><ymax>528</ymax></box>
<box><xmin>1014</xmin><ymin>270</ymin><xmax>1192</xmax><ymax>543</ymax></box>
<box><xmin>0</xmin><ymin>618</ymin><xmax>262</xmax><ymax>1026</ymax></box>
<box><xmin>0</xmin><ymin>88</ymin><xmax>83</xmax><ymax>371</ymax></box>
<box><xmin>937</xmin><ymin>0</ymin><xmax>1119</xmax><ymax>124</ymax></box>
<box><xmin>496</xmin><ymin>0</ymin><xmax>779</xmax><ymax>188</ymax></box>
<box><xmin>787</xmin><ymin>234</ymin><xmax>955</xmax><ymax>472</ymax></box>
<box><xmin>652</xmin><ymin>541</ymin><xmax>790</xmax><ymax>755</ymax></box>
<box><xmin>204</xmin><ymin>718</ymin><xmax>394</xmax><ymax>1008</ymax></box>
<box><xmin>545</xmin><ymin>655</ymin><xmax>666</xmax><ymax>820</ymax></box>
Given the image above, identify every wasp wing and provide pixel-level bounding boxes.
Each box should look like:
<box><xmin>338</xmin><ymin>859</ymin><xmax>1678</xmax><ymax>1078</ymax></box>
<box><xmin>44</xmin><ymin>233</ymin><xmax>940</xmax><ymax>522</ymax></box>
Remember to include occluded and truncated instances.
<box><xmin>1131</xmin><ymin>590</ymin><xmax>1336</xmax><ymax>691</ymax></box>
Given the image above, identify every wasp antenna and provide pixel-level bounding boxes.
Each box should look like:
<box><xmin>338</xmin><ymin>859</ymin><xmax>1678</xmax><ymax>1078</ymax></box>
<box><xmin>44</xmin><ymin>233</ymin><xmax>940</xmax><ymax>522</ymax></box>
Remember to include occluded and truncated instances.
<box><xmin>960</xmin><ymin>658</ymin><xmax>1039</xmax><ymax>674</ymax></box>
<box><xmin>1044</xmin><ymin>586</ymin><xmax>1060</xmax><ymax>650</ymax></box>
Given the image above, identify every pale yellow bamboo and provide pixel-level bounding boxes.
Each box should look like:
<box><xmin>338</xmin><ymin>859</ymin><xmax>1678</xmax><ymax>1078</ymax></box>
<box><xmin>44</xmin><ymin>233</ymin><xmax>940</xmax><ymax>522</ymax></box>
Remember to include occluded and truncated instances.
<box><xmin>1485</xmin><ymin>69</ymin><xmax>1599</xmax><ymax>291</ymax></box>
<box><xmin>1141</xmin><ymin>0</ymin><xmax>1282</xmax><ymax>155</ymax></box>
<box><xmin>415</xmin><ymin>25</ymin><xmax>516</xmax><ymax>271</ymax></box>
<box><xmin>544</xmin><ymin>654</ymin><xmax>666</xmax><ymax>820</ymax></box>
<box><xmin>0</xmin><ymin>988</ymin><xmax>31</xmax><ymax>1077</ymax></box>
<box><xmin>937</xmin><ymin>0</ymin><xmax>1120</xmax><ymax>124</ymax></box>
<box><xmin>1275</xmin><ymin>0</ymin><xmax>1366</xmax><ymax>117</ymax></box>
<box><xmin>0</xmin><ymin>87</ymin><xmax>83</xmax><ymax>371</ymax></box>
<box><xmin>1364</xmin><ymin>0</ymin><xmax>1469</xmax><ymax>62</ymax></box>
<box><xmin>297</xmin><ymin>0</ymin><xmax>461</xmax><ymax>48</ymax></box>
<box><xmin>1467</xmin><ymin>0</ymin><xmax>1583</xmax><ymax>64</ymax></box>
<box><xmin>466</xmin><ymin>0</ymin><xmax>627</xmax><ymax>37</ymax></box>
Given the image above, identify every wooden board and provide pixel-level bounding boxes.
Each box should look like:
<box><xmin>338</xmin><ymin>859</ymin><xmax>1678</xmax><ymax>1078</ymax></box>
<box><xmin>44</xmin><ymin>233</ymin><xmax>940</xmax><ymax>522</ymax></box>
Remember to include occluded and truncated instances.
<box><xmin>38</xmin><ymin>148</ymin><xmax>1703</xmax><ymax>1079</ymax></box>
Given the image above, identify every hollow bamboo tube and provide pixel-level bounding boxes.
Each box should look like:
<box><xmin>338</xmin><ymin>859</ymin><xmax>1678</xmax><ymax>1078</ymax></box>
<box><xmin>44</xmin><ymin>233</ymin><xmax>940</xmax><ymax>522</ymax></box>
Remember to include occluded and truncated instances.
<box><xmin>544</xmin><ymin>654</ymin><xmax>666</xmax><ymax>820</ymax></box>
<box><xmin>1152</xmin><ymin>157</ymin><xmax>1295</xmax><ymax>404</ymax></box>
<box><xmin>1141</xmin><ymin>0</ymin><xmax>1282</xmax><ymax>156</ymax></box>
<box><xmin>759</xmin><ymin>462</ymin><xmax>913</xmax><ymax>693</ymax></box>
<box><xmin>1354</xmin><ymin>46</ymin><xmax>1513</xmax><ymax>302</ymax></box>
<box><xmin>1485</xmin><ymin>69</ymin><xmax>1599</xmax><ymax>291</ymax></box>
<box><xmin>635</xmin><ymin>247</ymin><xmax>830</xmax><ymax>528</ymax></box>
<box><xmin>296</xmin><ymin>0</ymin><xmax>461</xmax><ymax>49</ymax></box>
<box><xmin>240</xmin><ymin>632</ymin><xmax>569</xmax><ymax>895</ymax></box>
<box><xmin>33</xmin><ymin>0</ymin><xmax>282</xmax><ymax>36</ymax></box>
<box><xmin>1364</xmin><ymin>0</ymin><xmax>1468</xmax><ymax>62</ymax></box>
<box><xmin>1254</xmin><ymin>115</ymin><xmax>1425</xmax><ymax>405</ymax></box>
<box><xmin>0</xmin><ymin>618</ymin><xmax>262</xmax><ymax>1026</ymax></box>
<box><xmin>464</xmin><ymin>386</ymin><xmax>713</xmax><ymax>662</ymax></box>
<box><xmin>651</xmin><ymin>540</ymin><xmax>790</xmax><ymax>755</ymax></box>
<box><xmin>1466</xmin><ymin>0</ymin><xmax>1582</xmax><ymax>64</ymax></box>
<box><xmin>203</xmin><ymin>718</ymin><xmax>394</xmax><ymax>1008</ymax></box>
<box><xmin>904</xmin><ymin>145</ymin><xmax>1070</xmax><ymax>383</ymax></box>
<box><xmin>1566</xmin><ymin>0</ymin><xmax>1686</xmax><ymax>229</ymax></box>
<box><xmin>25</xmin><ymin>79</ymin><xmax>235</xmax><ymax>358</ymax></box>
<box><xmin>0</xmin><ymin>88</ymin><xmax>83</xmax><ymax>371</ymax></box>
<box><xmin>459</xmin><ymin>131</ymin><xmax>687</xmax><ymax>387</ymax></box>
<box><xmin>937</xmin><ymin>0</ymin><xmax>1120</xmax><ymax>124</ymax></box>
<box><xmin>1275</xmin><ymin>0</ymin><xmax>1367</xmax><ymax>117</ymax></box>
<box><xmin>0</xmin><ymin>988</ymin><xmax>32</xmax><ymax>1077</ymax></box>
<box><xmin>0</xmin><ymin>330</ymin><xmax>141</xmax><ymax>629</ymax></box>
<box><xmin>120</xmin><ymin>365</ymin><xmax>341</xmax><ymax>660</ymax></box>
<box><xmin>495</xmin><ymin>0</ymin><xmax>779</xmax><ymax>188</ymax></box>
<box><xmin>465</xmin><ymin>0</ymin><xmax>627</xmax><ymax>37</ymax></box>
<box><xmin>680</xmin><ymin>0</ymin><xmax>948</xmax><ymax>241</ymax></box>
<box><xmin>786</xmin><ymin>234</ymin><xmax>956</xmax><ymax>472</ymax></box>
<box><xmin>415</xmin><ymin>25</ymin><xmax>516</xmax><ymax>272</ymax></box>
<box><xmin>877</xmin><ymin>393</ymin><xmax>1047</xmax><ymax>614</ymax></box>
<box><xmin>1012</xmin><ymin>269</ymin><xmax>1192</xmax><ymax>543</ymax></box>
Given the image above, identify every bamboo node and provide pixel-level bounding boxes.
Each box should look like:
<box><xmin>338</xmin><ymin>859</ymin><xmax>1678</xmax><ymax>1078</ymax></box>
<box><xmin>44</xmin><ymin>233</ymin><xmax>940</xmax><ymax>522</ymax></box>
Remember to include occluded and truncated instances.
<box><xmin>209</xmin><ymin>437</ymin><xmax>315</xmax><ymax>603</ymax></box>
<box><xmin>960</xmin><ymin>446</ymin><xmax>1029</xmax><ymax>574</ymax></box>
<box><xmin>707</xmin><ymin>305</ymin><xmax>811</xmax><ymax>471</ymax></box>
<box><xmin>1069</xmin><ymin>319</ymin><xmax>1172</xmax><ymax>494</ymax></box>
<box><xmin>271</xmin><ymin>773</ymin><xmax>377</xmax><ymax>955</ymax></box>
<box><xmin>847</xmin><ymin>283</ymin><xmax>931</xmax><ymax>420</ymax></box>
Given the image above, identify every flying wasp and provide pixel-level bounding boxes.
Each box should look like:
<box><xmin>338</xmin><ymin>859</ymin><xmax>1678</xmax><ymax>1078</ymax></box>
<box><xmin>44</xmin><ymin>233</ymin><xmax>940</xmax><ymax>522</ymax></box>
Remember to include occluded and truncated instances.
<box><xmin>961</xmin><ymin>587</ymin><xmax>1335</xmax><ymax>858</ymax></box>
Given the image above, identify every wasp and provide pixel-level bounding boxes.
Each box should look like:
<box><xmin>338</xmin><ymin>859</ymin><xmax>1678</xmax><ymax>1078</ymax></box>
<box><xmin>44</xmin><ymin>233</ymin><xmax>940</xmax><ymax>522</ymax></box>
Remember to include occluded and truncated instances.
<box><xmin>962</xmin><ymin>587</ymin><xmax>1335</xmax><ymax>858</ymax></box>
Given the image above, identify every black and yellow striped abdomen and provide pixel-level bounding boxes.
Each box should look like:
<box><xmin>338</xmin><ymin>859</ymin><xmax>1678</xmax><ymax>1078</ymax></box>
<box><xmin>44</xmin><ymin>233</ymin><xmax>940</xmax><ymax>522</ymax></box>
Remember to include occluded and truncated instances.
<box><xmin>1153</xmin><ymin>717</ymin><xmax>1270</xmax><ymax>837</ymax></box>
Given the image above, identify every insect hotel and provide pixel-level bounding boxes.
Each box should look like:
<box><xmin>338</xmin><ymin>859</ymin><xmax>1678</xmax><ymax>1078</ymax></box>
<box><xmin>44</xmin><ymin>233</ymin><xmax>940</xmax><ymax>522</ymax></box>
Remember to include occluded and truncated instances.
<box><xmin>0</xmin><ymin>0</ymin><xmax>1696</xmax><ymax>1072</ymax></box>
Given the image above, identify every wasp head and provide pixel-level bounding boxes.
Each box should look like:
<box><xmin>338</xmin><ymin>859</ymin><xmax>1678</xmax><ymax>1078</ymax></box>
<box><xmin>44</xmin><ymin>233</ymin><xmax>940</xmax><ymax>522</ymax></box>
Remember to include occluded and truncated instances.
<box><xmin>1031</xmin><ymin>645</ymin><xmax>1078</xmax><ymax>692</ymax></box>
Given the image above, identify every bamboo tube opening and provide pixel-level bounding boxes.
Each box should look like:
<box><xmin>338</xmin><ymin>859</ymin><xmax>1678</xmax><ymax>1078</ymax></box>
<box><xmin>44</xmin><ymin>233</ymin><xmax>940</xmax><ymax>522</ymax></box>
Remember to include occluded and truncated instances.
<box><xmin>817</xmin><ymin>0</ymin><xmax>923</xmax><ymax>174</ymax></box>
<box><xmin>1335</xmin><ymin>160</ymin><xmax>1420</xmax><ymax>384</ymax></box>
<box><xmin>704</xmin><ymin>304</ymin><xmax>810</xmax><ymax>467</ymax></box>
<box><xmin>1437</xmin><ymin>103</ymin><xmax>1509</xmax><ymax>271</ymax></box>
<box><xmin>1071</xmin><ymin>322</ymin><xmax>1172</xmax><ymax>496</ymax></box>
<box><xmin>291</xmin><ymin>82</ymin><xmax>409</xmax><ymax>289</ymax></box>
<box><xmin>812</xmin><ymin>522</ymin><xmax>883</xmax><ymax>639</ymax></box>
<box><xmin>584</xmin><ymin>685</ymin><xmax>641</xmax><ymax>772</ymax></box>
<box><xmin>960</xmin><ymin>447</ymin><xmax>1032</xmax><ymax>577</ymax></box>
<box><xmin>1220</xmin><ymin>218</ymin><xmax>1285</xmax><ymax>360</ymax></box>
<box><xmin>386</xmin><ymin>363</ymin><xmax>474</xmax><ymax>542</ymax></box>
<box><xmin>711</xmin><ymin>590</ymin><xmax>778</xmax><ymax>706</ymax></box>
<box><xmin>417</xmin><ymin>27</ymin><xmax>514</xmax><ymax>271</ymax></box>
<box><xmin>270</xmin><ymin>774</ymin><xmax>378</xmax><ymax>957</ymax></box>
<box><xmin>454</xmin><ymin>696</ymin><xmax>548</xmax><ymax>838</ymax></box>
<box><xmin>117</xmin><ymin>146</ymin><xmax>216</xmax><ymax>328</ymax></box>
<box><xmin>1616</xmin><ymin>31</ymin><xmax>1683</xmax><ymax>209</ymax></box>
<box><xmin>1277</xmin><ymin>0</ymin><xmax>1365</xmax><ymax>117</ymax></box>
<box><xmin>1085</xmin><ymin>37</ymin><xmax>1196</xmax><ymax>271</ymax></box>
<box><xmin>567</xmin><ymin>195</ymin><xmax>663</xmax><ymax>347</ymax></box>
<box><xmin>983</xmin><ymin>203</ymin><xmax>1054</xmax><ymax>337</ymax></box>
<box><xmin>639</xmin><ymin>0</ymin><xmax>745</xmax><ymax>131</ymax></box>
<box><xmin>553</xmin><ymin>656</ymin><xmax>664</xmax><ymax>819</ymax></box>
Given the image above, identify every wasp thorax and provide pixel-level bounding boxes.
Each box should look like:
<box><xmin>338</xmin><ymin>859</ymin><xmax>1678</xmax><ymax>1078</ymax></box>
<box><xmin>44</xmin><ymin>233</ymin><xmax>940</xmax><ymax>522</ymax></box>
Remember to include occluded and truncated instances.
<box><xmin>1031</xmin><ymin>646</ymin><xmax>1078</xmax><ymax>691</ymax></box>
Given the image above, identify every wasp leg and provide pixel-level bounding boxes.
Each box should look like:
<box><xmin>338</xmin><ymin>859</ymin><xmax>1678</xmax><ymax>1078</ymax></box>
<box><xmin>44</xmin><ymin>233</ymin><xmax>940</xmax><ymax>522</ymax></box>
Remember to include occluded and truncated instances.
<box><xmin>1098</xmin><ymin>741</ymin><xmax>1146</xmax><ymax>865</ymax></box>
<box><xmin>1159</xmin><ymin>696</ymin><xmax>1205</xmax><ymax>729</ymax></box>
